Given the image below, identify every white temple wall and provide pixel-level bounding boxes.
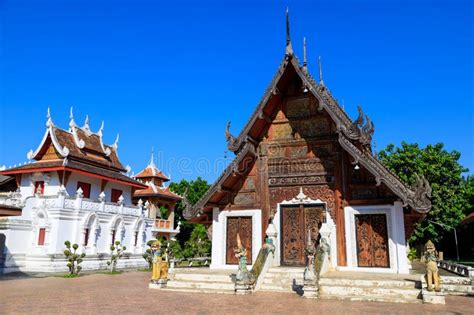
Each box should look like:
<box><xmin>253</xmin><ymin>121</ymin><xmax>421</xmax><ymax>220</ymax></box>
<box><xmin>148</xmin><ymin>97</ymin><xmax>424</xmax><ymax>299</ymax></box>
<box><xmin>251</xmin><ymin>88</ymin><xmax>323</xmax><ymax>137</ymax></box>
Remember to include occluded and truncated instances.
<box><xmin>0</xmin><ymin>194</ymin><xmax>153</xmax><ymax>274</ymax></box>
<box><xmin>65</xmin><ymin>173</ymin><xmax>101</xmax><ymax>199</ymax></box>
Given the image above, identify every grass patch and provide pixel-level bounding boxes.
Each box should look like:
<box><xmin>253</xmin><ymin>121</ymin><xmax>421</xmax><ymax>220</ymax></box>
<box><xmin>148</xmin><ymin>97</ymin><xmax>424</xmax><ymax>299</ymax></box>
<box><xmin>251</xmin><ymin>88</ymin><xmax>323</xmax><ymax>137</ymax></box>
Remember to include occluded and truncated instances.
<box><xmin>63</xmin><ymin>274</ymin><xmax>80</xmax><ymax>278</ymax></box>
<box><xmin>137</xmin><ymin>268</ymin><xmax>152</xmax><ymax>272</ymax></box>
<box><xmin>97</xmin><ymin>270</ymin><xmax>123</xmax><ymax>275</ymax></box>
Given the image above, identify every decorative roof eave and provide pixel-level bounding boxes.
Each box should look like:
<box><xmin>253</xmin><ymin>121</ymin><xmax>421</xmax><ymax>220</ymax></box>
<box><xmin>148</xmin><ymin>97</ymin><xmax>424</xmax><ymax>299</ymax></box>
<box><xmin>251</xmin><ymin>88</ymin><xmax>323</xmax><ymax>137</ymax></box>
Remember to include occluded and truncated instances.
<box><xmin>96</xmin><ymin>121</ymin><xmax>112</xmax><ymax>157</ymax></box>
<box><xmin>338</xmin><ymin>133</ymin><xmax>432</xmax><ymax>213</ymax></box>
<box><xmin>225</xmin><ymin>57</ymin><xmax>289</xmax><ymax>153</ymax></box>
<box><xmin>69</xmin><ymin>108</ymin><xmax>86</xmax><ymax>149</ymax></box>
<box><xmin>183</xmin><ymin>142</ymin><xmax>257</xmax><ymax>220</ymax></box>
<box><xmin>28</xmin><ymin>109</ymin><xmax>70</xmax><ymax>160</ymax></box>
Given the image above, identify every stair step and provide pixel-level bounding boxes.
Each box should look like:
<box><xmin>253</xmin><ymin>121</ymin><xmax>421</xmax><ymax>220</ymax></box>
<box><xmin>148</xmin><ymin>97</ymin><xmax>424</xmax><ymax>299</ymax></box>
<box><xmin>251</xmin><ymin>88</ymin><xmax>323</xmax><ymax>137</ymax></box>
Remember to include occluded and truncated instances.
<box><xmin>320</xmin><ymin>294</ymin><xmax>422</xmax><ymax>304</ymax></box>
<box><xmin>163</xmin><ymin>287</ymin><xmax>235</xmax><ymax>295</ymax></box>
<box><xmin>173</xmin><ymin>273</ymin><xmax>233</xmax><ymax>283</ymax></box>
<box><xmin>320</xmin><ymin>285</ymin><xmax>421</xmax><ymax>298</ymax></box>
<box><xmin>319</xmin><ymin>278</ymin><xmax>419</xmax><ymax>289</ymax></box>
<box><xmin>167</xmin><ymin>280</ymin><xmax>235</xmax><ymax>291</ymax></box>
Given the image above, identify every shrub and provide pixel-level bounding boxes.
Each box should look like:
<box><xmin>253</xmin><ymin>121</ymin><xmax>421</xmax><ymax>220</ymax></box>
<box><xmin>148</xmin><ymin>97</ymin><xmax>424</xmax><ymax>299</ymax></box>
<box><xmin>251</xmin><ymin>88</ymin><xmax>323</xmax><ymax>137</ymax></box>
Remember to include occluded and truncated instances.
<box><xmin>142</xmin><ymin>240</ymin><xmax>156</xmax><ymax>270</ymax></box>
<box><xmin>106</xmin><ymin>241</ymin><xmax>126</xmax><ymax>273</ymax></box>
<box><xmin>63</xmin><ymin>240</ymin><xmax>86</xmax><ymax>276</ymax></box>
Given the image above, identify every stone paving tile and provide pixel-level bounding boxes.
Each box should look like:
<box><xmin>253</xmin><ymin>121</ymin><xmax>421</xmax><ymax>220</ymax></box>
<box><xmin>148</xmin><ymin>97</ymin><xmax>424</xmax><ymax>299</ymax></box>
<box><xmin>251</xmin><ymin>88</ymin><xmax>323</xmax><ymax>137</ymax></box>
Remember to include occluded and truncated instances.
<box><xmin>0</xmin><ymin>271</ymin><xmax>473</xmax><ymax>314</ymax></box>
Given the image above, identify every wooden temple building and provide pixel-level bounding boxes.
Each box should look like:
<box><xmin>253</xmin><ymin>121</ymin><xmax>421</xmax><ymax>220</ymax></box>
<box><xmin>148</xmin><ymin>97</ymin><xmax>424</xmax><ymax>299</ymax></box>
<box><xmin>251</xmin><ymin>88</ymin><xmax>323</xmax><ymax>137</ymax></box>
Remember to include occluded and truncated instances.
<box><xmin>183</xmin><ymin>12</ymin><xmax>432</xmax><ymax>273</ymax></box>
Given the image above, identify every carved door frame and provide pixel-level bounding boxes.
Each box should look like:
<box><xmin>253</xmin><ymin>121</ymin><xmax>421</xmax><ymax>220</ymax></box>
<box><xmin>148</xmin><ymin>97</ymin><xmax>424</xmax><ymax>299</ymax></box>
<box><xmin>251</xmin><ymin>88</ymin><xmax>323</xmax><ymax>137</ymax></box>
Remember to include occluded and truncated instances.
<box><xmin>215</xmin><ymin>209</ymin><xmax>262</xmax><ymax>269</ymax></box>
<box><xmin>344</xmin><ymin>205</ymin><xmax>404</xmax><ymax>272</ymax></box>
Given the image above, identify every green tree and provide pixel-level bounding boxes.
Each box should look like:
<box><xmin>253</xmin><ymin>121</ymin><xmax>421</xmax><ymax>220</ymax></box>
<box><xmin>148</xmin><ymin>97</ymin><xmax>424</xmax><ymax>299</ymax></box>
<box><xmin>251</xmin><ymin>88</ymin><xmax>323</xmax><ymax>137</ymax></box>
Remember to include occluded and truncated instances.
<box><xmin>169</xmin><ymin>177</ymin><xmax>210</xmax><ymax>249</ymax></box>
<box><xmin>378</xmin><ymin>142</ymin><xmax>470</xmax><ymax>244</ymax></box>
<box><xmin>182</xmin><ymin>224</ymin><xmax>212</xmax><ymax>258</ymax></box>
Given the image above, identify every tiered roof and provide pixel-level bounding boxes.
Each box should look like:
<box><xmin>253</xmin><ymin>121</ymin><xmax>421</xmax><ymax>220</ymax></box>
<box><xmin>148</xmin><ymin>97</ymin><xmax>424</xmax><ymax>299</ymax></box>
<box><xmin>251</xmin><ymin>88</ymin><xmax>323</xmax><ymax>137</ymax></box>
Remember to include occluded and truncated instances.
<box><xmin>1</xmin><ymin>108</ymin><xmax>146</xmax><ymax>188</ymax></box>
<box><xmin>133</xmin><ymin>153</ymin><xmax>181</xmax><ymax>201</ymax></box>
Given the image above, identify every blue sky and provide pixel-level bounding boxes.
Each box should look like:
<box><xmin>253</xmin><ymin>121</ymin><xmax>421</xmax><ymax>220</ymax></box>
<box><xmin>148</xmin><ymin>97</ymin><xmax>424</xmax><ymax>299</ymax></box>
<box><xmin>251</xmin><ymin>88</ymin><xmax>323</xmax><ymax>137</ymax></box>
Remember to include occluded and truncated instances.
<box><xmin>0</xmin><ymin>0</ymin><xmax>472</xmax><ymax>183</ymax></box>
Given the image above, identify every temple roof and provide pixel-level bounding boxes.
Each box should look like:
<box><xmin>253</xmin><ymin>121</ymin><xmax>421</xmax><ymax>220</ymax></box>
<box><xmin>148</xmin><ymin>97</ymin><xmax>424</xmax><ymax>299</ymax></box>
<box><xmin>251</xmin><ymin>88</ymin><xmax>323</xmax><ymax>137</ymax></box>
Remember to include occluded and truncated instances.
<box><xmin>135</xmin><ymin>152</ymin><xmax>169</xmax><ymax>182</ymax></box>
<box><xmin>133</xmin><ymin>184</ymin><xmax>182</xmax><ymax>201</ymax></box>
<box><xmin>183</xmin><ymin>11</ymin><xmax>432</xmax><ymax>220</ymax></box>
<box><xmin>0</xmin><ymin>108</ymin><xmax>146</xmax><ymax>189</ymax></box>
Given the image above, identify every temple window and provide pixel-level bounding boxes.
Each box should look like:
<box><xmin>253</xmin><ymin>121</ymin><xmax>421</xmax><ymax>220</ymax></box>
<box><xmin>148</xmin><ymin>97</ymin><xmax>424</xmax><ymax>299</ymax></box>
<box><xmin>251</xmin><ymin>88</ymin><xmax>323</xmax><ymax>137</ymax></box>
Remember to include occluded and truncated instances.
<box><xmin>34</xmin><ymin>181</ymin><xmax>44</xmax><ymax>195</ymax></box>
<box><xmin>111</xmin><ymin>189</ymin><xmax>122</xmax><ymax>203</ymax></box>
<box><xmin>111</xmin><ymin>230</ymin><xmax>116</xmax><ymax>245</ymax></box>
<box><xmin>84</xmin><ymin>228</ymin><xmax>90</xmax><ymax>246</ymax></box>
<box><xmin>37</xmin><ymin>228</ymin><xmax>46</xmax><ymax>246</ymax></box>
<box><xmin>134</xmin><ymin>231</ymin><xmax>138</xmax><ymax>246</ymax></box>
<box><xmin>77</xmin><ymin>182</ymin><xmax>91</xmax><ymax>199</ymax></box>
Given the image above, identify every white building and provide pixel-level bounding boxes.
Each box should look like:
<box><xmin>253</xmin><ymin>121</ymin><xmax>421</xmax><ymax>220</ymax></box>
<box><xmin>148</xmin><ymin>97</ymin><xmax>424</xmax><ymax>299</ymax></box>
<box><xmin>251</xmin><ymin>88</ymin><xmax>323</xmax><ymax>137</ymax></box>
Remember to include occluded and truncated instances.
<box><xmin>0</xmin><ymin>108</ymin><xmax>154</xmax><ymax>273</ymax></box>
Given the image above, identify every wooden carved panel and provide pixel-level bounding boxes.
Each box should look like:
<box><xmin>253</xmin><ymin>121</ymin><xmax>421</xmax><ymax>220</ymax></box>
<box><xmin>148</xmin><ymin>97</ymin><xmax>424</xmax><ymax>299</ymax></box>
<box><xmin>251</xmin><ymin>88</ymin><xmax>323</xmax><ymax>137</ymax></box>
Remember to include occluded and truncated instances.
<box><xmin>226</xmin><ymin>217</ymin><xmax>252</xmax><ymax>265</ymax></box>
<box><xmin>233</xmin><ymin>193</ymin><xmax>255</xmax><ymax>205</ymax></box>
<box><xmin>304</xmin><ymin>206</ymin><xmax>325</xmax><ymax>246</ymax></box>
<box><xmin>286</xmin><ymin>98</ymin><xmax>311</xmax><ymax>118</ymax></box>
<box><xmin>355</xmin><ymin>214</ymin><xmax>389</xmax><ymax>268</ymax></box>
<box><xmin>270</xmin><ymin>186</ymin><xmax>336</xmax><ymax>217</ymax></box>
<box><xmin>272</xmin><ymin>123</ymin><xmax>293</xmax><ymax>140</ymax></box>
<box><xmin>281</xmin><ymin>205</ymin><xmax>324</xmax><ymax>266</ymax></box>
<box><xmin>281</xmin><ymin>205</ymin><xmax>303</xmax><ymax>266</ymax></box>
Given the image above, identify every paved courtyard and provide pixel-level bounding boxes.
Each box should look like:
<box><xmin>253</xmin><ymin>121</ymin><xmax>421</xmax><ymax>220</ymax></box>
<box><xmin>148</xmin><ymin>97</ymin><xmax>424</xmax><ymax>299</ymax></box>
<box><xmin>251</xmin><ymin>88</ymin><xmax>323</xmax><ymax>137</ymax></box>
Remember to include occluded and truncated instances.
<box><xmin>0</xmin><ymin>271</ymin><xmax>472</xmax><ymax>314</ymax></box>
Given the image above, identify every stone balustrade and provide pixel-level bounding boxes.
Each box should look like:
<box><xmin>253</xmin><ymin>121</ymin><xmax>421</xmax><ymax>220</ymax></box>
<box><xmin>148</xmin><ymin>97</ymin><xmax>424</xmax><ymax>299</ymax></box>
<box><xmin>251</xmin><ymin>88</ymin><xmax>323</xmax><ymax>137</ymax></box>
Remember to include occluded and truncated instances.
<box><xmin>0</xmin><ymin>189</ymin><xmax>146</xmax><ymax>217</ymax></box>
<box><xmin>439</xmin><ymin>260</ymin><xmax>474</xmax><ymax>279</ymax></box>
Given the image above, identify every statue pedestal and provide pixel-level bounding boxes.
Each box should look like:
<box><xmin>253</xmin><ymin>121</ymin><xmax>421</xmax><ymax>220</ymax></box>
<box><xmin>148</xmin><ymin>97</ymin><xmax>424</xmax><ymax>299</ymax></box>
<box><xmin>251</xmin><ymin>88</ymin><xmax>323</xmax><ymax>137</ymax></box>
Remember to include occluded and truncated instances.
<box><xmin>422</xmin><ymin>289</ymin><xmax>445</xmax><ymax>304</ymax></box>
<box><xmin>234</xmin><ymin>282</ymin><xmax>252</xmax><ymax>295</ymax></box>
<box><xmin>149</xmin><ymin>279</ymin><xmax>168</xmax><ymax>290</ymax></box>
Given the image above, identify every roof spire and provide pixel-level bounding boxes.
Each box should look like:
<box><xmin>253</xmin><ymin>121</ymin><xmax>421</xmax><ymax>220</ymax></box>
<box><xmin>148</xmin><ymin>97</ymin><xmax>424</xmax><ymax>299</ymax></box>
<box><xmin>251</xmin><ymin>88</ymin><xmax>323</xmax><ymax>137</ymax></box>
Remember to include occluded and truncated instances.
<box><xmin>285</xmin><ymin>7</ymin><xmax>293</xmax><ymax>57</ymax></box>
<box><xmin>69</xmin><ymin>106</ymin><xmax>76</xmax><ymax>128</ymax></box>
<box><xmin>302</xmin><ymin>37</ymin><xmax>307</xmax><ymax>73</ymax></box>
<box><xmin>46</xmin><ymin>107</ymin><xmax>53</xmax><ymax>127</ymax></box>
<box><xmin>149</xmin><ymin>147</ymin><xmax>156</xmax><ymax>168</ymax></box>
<box><xmin>318</xmin><ymin>55</ymin><xmax>325</xmax><ymax>86</ymax></box>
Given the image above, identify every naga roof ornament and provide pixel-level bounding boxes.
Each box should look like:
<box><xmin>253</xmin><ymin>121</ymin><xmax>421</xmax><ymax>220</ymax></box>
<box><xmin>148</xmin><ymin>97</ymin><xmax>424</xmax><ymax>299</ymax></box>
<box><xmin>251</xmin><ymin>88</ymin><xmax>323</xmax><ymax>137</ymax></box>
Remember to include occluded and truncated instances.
<box><xmin>346</xmin><ymin>105</ymin><xmax>375</xmax><ymax>146</ymax></box>
<box><xmin>225</xmin><ymin>122</ymin><xmax>242</xmax><ymax>153</ymax></box>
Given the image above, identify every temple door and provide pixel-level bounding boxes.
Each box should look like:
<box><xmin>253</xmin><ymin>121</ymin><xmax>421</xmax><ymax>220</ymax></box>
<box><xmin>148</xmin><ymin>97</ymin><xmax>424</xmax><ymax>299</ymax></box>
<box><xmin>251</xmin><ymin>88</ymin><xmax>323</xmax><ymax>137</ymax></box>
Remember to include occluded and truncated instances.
<box><xmin>281</xmin><ymin>204</ymin><xmax>324</xmax><ymax>266</ymax></box>
<box><xmin>226</xmin><ymin>216</ymin><xmax>252</xmax><ymax>265</ymax></box>
<box><xmin>355</xmin><ymin>214</ymin><xmax>390</xmax><ymax>268</ymax></box>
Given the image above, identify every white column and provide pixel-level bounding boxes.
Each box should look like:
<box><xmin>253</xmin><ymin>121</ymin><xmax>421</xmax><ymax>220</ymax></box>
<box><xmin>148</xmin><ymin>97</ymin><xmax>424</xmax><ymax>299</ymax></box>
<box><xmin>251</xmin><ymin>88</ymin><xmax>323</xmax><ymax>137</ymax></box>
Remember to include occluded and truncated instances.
<box><xmin>210</xmin><ymin>207</ymin><xmax>222</xmax><ymax>269</ymax></box>
<box><xmin>393</xmin><ymin>201</ymin><xmax>409</xmax><ymax>274</ymax></box>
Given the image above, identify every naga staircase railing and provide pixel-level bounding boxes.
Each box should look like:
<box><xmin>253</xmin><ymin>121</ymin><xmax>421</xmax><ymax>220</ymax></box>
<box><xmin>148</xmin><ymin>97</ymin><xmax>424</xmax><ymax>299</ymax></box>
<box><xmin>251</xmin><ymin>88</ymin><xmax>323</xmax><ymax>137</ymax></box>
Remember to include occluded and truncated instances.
<box><xmin>248</xmin><ymin>239</ymin><xmax>275</xmax><ymax>291</ymax></box>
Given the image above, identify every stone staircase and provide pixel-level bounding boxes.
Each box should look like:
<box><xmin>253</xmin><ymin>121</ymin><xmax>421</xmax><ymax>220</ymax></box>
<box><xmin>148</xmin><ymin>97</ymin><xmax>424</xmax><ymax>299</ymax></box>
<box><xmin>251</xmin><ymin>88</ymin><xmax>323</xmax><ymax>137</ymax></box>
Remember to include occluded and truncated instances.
<box><xmin>164</xmin><ymin>268</ymin><xmax>235</xmax><ymax>294</ymax></box>
<box><xmin>319</xmin><ymin>273</ymin><xmax>422</xmax><ymax>304</ymax></box>
<box><xmin>440</xmin><ymin>276</ymin><xmax>473</xmax><ymax>296</ymax></box>
<box><xmin>260</xmin><ymin>267</ymin><xmax>305</xmax><ymax>293</ymax></box>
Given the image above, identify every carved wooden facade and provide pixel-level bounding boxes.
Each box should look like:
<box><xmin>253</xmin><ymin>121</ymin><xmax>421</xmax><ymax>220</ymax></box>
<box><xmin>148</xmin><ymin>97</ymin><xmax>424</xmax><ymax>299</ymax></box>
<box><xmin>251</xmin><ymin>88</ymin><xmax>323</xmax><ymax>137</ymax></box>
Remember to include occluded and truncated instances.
<box><xmin>183</xmin><ymin>17</ymin><xmax>431</xmax><ymax>268</ymax></box>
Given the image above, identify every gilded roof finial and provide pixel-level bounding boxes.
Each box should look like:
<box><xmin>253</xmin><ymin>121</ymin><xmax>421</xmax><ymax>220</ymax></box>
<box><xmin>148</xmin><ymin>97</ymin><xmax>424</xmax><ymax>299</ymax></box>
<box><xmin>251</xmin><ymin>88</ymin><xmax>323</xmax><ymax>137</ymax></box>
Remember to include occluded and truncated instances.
<box><xmin>285</xmin><ymin>7</ymin><xmax>293</xmax><ymax>57</ymax></box>
<box><xmin>302</xmin><ymin>37</ymin><xmax>307</xmax><ymax>73</ymax></box>
<box><xmin>318</xmin><ymin>55</ymin><xmax>325</xmax><ymax>86</ymax></box>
